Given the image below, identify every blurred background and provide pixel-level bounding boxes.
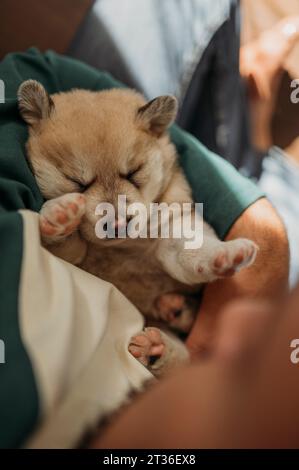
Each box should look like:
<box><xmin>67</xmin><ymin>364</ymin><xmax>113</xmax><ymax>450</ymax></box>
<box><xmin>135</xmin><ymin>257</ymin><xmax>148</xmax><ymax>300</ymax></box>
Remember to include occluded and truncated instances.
<box><xmin>2</xmin><ymin>0</ymin><xmax>299</xmax><ymax>284</ymax></box>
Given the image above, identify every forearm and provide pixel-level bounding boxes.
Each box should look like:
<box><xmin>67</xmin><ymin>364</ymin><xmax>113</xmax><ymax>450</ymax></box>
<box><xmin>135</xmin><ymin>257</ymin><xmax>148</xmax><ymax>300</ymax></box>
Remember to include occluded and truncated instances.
<box><xmin>93</xmin><ymin>286</ymin><xmax>299</xmax><ymax>449</ymax></box>
<box><xmin>186</xmin><ymin>198</ymin><xmax>290</xmax><ymax>357</ymax></box>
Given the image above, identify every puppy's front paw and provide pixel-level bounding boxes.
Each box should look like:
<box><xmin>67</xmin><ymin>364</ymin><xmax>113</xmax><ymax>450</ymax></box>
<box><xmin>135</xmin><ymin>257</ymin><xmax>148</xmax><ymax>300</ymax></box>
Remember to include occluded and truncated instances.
<box><xmin>39</xmin><ymin>193</ymin><xmax>86</xmax><ymax>243</ymax></box>
<box><xmin>212</xmin><ymin>239</ymin><xmax>258</xmax><ymax>278</ymax></box>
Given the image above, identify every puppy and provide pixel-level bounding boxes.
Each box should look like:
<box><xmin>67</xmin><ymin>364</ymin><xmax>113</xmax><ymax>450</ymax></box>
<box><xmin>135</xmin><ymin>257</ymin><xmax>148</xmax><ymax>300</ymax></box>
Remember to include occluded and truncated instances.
<box><xmin>18</xmin><ymin>80</ymin><xmax>258</xmax><ymax>377</ymax></box>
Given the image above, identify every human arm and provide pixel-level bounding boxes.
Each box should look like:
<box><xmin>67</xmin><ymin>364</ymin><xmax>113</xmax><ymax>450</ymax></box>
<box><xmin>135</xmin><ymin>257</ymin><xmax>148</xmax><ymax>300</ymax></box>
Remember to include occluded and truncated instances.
<box><xmin>186</xmin><ymin>197</ymin><xmax>289</xmax><ymax>357</ymax></box>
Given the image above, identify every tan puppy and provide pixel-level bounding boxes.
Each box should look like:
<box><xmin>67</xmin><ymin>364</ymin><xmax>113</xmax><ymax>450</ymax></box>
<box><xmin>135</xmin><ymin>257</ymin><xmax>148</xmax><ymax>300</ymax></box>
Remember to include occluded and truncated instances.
<box><xmin>18</xmin><ymin>80</ymin><xmax>258</xmax><ymax>376</ymax></box>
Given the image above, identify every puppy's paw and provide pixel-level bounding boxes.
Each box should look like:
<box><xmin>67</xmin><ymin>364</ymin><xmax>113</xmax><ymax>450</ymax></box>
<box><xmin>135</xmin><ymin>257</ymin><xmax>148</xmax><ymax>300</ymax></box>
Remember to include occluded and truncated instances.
<box><xmin>39</xmin><ymin>193</ymin><xmax>86</xmax><ymax>243</ymax></box>
<box><xmin>128</xmin><ymin>327</ymin><xmax>166</xmax><ymax>368</ymax></box>
<box><xmin>129</xmin><ymin>327</ymin><xmax>189</xmax><ymax>377</ymax></box>
<box><xmin>155</xmin><ymin>293</ymin><xmax>195</xmax><ymax>333</ymax></box>
<box><xmin>212</xmin><ymin>239</ymin><xmax>258</xmax><ymax>278</ymax></box>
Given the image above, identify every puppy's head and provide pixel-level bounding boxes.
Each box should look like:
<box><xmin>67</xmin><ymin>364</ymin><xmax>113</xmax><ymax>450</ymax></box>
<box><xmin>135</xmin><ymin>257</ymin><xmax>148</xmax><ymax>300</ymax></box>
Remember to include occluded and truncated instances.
<box><xmin>18</xmin><ymin>80</ymin><xmax>178</xmax><ymax>244</ymax></box>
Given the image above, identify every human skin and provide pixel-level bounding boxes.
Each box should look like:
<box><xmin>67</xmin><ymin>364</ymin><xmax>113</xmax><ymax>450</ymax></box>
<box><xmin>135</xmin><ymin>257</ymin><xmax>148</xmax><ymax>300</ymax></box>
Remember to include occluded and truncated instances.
<box><xmin>240</xmin><ymin>16</ymin><xmax>299</xmax><ymax>150</ymax></box>
<box><xmin>186</xmin><ymin>197</ymin><xmax>290</xmax><ymax>358</ymax></box>
<box><xmin>92</xmin><ymin>285</ymin><xmax>299</xmax><ymax>449</ymax></box>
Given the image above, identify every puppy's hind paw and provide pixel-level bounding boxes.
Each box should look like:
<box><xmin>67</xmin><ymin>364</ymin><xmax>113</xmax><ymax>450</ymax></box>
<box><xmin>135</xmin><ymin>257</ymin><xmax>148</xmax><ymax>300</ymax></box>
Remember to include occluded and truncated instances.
<box><xmin>129</xmin><ymin>327</ymin><xmax>189</xmax><ymax>377</ymax></box>
<box><xmin>128</xmin><ymin>327</ymin><xmax>166</xmax><ymax>368</ymax></box>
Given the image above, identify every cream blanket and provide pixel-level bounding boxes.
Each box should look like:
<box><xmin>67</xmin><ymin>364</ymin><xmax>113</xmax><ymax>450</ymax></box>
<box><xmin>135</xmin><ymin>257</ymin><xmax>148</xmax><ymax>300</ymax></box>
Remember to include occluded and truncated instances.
<box><xmin>19</xmin><ymin>211</ymin><xmax>152</xmax><ymax>448</ymax></box>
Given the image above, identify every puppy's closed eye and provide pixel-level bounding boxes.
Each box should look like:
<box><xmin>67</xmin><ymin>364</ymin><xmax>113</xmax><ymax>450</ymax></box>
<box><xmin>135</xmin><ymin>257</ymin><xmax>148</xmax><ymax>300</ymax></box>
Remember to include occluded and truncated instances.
<box><xmin>67</xmin><ymin>176</ymin><xmax>95</xmax><ymax>193</ymax></box>
<box><xmin>120</xmin><ymin>165</ymin><xmax>143</xmax><ymax>188</ymax></box>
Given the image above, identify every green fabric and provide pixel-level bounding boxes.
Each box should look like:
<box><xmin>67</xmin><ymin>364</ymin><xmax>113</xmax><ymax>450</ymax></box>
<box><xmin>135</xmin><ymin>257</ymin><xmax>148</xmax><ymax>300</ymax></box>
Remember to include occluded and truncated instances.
<box><xmin>0</xmin><ymin>213</ymin><xmax>39</xmax><ymax>448</ymax></box>
<box><xmin>171</xmin><ymin>127</ymin><xmax>263</xmax><ymax>239</ymax></box>
<box><xmin>0</xmin><ymin>48</ymin><xmax>264</xmax><ymax>447</ymax></box>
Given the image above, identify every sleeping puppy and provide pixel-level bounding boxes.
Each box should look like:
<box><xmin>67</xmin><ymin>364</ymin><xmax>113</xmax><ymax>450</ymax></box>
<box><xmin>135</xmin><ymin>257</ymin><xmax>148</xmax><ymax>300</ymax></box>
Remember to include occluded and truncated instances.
<box><xmin>18</xmin><ymin>80</ymin><xmax>258</xmax><ymax>376</ymax></box>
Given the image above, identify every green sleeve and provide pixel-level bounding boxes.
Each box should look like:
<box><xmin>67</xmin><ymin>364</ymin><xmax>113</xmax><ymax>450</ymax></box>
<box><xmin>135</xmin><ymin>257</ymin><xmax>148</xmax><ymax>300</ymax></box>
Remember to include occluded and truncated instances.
<box><xmin>170</xmin><ymin>126</ymin><xmax>264</xmax><ymax>239</ymax></box>
<box><xmin>0</xmin><ymin>214</ymin><xmax>38</xmax><ymax>448</ymax></box>
<box><xmin>43</xmin><ymin>49</ymin><xmax>124</xmax><ymax>93</ymax></box>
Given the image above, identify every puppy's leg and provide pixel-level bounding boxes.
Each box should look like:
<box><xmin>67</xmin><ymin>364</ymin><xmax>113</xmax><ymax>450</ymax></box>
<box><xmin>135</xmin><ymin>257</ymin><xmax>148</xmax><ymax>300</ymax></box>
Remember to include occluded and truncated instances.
<box><xmin>39</xmin><ymin>193</ymin><xmax>87</xmax><ymax>265</ymax></box>
<box><xmin>177</xmin><ymin>232</ymin><xmax>258</xmax><ymax>284</ymax></box>
<box><xmin>157</xmin><ymin>212</ymin><xmax>258</xmax><ymax>285</ymax></box>
<box><xmin>128</xmin><ymin>327</ymin><xmax>189</xmax><ymax>378</ymax></box>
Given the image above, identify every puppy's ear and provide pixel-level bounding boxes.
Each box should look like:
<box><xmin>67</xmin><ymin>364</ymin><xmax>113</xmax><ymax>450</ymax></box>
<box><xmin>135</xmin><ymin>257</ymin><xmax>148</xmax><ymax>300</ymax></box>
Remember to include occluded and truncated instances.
<box><xmin>18</xmin><ymin>80</ymin><xmax>54</xmax><ymax>127</ymax></box>
<box><xmin>137</xmin><ymin>95</ymin><xmax>178</xmax><ymax>137</ymax></box>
